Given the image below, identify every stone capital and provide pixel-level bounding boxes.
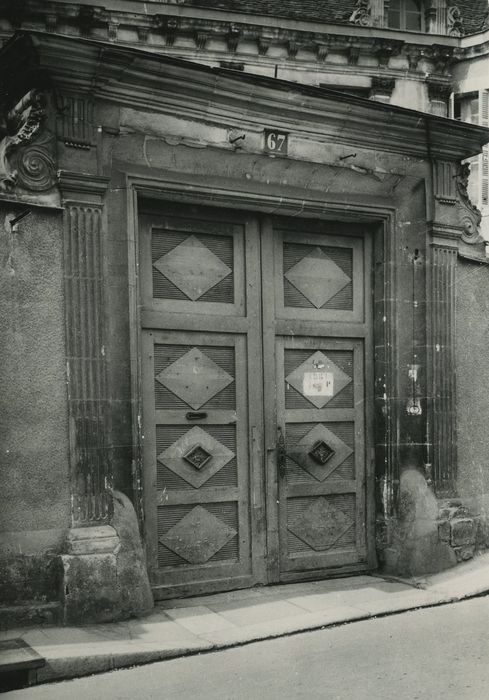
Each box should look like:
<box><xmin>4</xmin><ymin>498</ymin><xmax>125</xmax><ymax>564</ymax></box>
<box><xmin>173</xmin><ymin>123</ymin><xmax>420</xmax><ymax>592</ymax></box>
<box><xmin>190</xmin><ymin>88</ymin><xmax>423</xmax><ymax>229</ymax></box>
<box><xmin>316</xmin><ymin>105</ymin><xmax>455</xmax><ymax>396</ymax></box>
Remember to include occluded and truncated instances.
<box><xmin>57</xmin><ymin>170</ymin><xmax>110</xmax><ymax>203</ymax></box>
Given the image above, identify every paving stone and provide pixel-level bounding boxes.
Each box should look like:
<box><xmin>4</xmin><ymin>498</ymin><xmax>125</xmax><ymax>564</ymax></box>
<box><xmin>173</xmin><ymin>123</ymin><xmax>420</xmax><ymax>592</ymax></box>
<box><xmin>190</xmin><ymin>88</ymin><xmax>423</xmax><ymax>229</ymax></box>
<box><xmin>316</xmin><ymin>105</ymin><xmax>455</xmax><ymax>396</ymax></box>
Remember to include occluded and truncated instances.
<box><xmin>165</xmin><ymin>606</ymin><xmax>235</xmax><ymax>634</ymax></box>
<box><xmin>287</xmin><ymin>584</ymin><xmax>414</xmax><ymax>612</ymax></box>
<box><xmin>157</xmin><ymin>588</ymin><xmax>265</xmax><ymax>610</ymax></box>
<box><xmin>353</xmin><ymin>590</ymin><xmax>449</xmax><ymax>616</ymax></box>
<box><xmin>126</xmin><ymin>618</ymin><xmax>203</xmax><ymax>644</ymax></box>
<box><xmin>200</xmin><ymin>606</ymin><xmax>368</xmax><ymax>646</ymax></box>
<box><xmin>429</xmin><ymin>568</ymin><xmax>489</xmax><ymax>598</ymax></box>
<box><xmin>207</xmin><ymin>599</ymin><xmax>305</xmax><ymax>627</ymax></box>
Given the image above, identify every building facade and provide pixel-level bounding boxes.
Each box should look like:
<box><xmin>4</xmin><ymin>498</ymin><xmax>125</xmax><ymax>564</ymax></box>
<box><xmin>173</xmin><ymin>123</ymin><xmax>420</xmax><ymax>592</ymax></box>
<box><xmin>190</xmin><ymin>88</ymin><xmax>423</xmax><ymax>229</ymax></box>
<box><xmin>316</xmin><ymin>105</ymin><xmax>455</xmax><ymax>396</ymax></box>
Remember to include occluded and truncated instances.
<box><xmin>1</xmin><ymin>1</ymin><xmax>489</xmax><ymax>624</ymax></box>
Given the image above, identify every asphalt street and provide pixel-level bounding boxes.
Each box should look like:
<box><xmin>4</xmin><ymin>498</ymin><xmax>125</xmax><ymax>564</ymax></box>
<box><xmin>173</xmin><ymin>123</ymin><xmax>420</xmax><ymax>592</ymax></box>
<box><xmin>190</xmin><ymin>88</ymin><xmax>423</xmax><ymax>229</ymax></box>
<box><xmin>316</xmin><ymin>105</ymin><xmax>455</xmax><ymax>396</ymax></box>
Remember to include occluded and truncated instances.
<box><xmin>6</xmin><ymin>596</ymin><xmax>489</xmax><ymax>700</ymax></box>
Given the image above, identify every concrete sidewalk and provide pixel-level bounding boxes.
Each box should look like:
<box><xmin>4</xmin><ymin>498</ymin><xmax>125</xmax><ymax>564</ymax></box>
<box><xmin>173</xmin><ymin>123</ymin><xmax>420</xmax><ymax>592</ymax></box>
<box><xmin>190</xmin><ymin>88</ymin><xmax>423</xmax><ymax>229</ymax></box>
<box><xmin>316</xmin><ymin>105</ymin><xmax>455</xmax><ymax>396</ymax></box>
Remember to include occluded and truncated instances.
<box><xmin>2</xmin><ymin>554</ymin><xmax>489</xmax><ymax>687</ymax></box>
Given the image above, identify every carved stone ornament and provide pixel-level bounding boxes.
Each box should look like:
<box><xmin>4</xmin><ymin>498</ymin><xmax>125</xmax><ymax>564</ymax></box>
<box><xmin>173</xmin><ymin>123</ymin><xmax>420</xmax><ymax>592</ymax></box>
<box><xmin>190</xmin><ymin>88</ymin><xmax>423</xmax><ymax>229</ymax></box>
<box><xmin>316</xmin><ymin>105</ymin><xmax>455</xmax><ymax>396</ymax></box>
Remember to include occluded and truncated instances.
<box><xmin>447</xmin><ymin>6</ymin><xmax>464</xmax><ymax>37</ymax></box>
<box><xmin>455</xmin><ymin>162</ymin><xmax>482</xmax><ymax>243</ymax></box>
<box><xmin>374</xmin><ymin>39</ymin><xmax>404</xmax><ymax>69</ymax></box>
<box><xmin>407</xmin><ymin>48</ymin><xmax>424</xmax><ymax>72</ymax></box>
<box><xmin>370</xmin><ymin>77</ymin><xmax>395</xmax><ymax>99</ymax></box>
<box><xmin>0</xmin><ymin>90</ymin><xmax>56</xmax><ymax>193</ymax></box>
<box><xmin>349</xmin><ymin>0</ymin><xmax>372</xmax><ymax>27</ymax></box>
<box><xmin>429</xmin><ymin>45</ymin><xmax>455</xmax><ymax>74</ymax></box>
<box><xmin>427</xmin><ymin>81</ymin><xmax>452</xmax><ymax>103</ymax></box>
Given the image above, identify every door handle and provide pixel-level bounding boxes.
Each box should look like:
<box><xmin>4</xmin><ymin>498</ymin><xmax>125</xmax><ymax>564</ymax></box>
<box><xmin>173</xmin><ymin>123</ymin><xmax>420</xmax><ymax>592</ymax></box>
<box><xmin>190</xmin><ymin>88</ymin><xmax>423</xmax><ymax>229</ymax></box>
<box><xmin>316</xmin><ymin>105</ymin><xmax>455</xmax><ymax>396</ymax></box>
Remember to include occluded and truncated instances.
<box><xmin>277</xmin><ymin>425</ymin><xmax>287</xmax><ymax>478</ymax></box>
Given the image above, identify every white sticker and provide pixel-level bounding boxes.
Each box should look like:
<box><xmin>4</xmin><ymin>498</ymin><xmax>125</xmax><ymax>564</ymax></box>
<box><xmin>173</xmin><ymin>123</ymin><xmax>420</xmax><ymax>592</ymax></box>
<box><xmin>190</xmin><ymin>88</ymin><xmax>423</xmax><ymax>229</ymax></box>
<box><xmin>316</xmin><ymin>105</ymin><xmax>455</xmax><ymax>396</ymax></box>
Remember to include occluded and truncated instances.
<box><xmin>303</xmin><ymin>371</ymin><xmax>334</xmax><ymax>397</ymax></box>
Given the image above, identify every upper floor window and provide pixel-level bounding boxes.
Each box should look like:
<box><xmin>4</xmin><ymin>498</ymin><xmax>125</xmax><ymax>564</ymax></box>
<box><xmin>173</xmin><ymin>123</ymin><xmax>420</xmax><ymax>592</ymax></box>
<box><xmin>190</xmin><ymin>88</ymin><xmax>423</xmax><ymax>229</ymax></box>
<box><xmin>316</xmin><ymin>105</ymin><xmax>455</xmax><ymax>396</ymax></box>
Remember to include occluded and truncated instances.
<box><xmin>453</xmin><ymin>92</ymin><xmax>479</xmax><ymax>124</ymax></box>
<box><xmin>387</xmin><ymin>0</ymin><xmax>423</xmax><ymax>31</ymax></box>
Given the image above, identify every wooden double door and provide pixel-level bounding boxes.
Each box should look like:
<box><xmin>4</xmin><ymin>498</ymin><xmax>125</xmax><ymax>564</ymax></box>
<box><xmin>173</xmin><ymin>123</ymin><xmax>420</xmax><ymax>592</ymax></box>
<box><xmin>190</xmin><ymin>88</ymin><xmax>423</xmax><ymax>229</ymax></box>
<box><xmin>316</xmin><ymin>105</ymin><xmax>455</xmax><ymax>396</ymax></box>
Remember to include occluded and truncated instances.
<box><xmin>139</xmin><ymin>202</ymin><xmax>374</xmax><ymax>599</ymax></box>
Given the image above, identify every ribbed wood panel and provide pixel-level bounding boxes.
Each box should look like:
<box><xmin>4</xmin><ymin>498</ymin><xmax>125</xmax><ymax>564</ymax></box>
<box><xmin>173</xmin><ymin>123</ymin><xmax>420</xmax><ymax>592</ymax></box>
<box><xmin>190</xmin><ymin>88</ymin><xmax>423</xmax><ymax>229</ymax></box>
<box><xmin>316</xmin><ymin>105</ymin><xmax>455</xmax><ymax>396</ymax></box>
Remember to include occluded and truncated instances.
<box><xmin>154</xmin><ymin>344</ymin><xmax>236</xmax><ymax>410</ymax></box>
<box><xmin>156</xmin><ymin>424</ymin><xmax>237</xmax><ymax>490</ymax></box>
<box><xmin>285</xmin><ymin>422</ymin><xmax>355</xmax><ymax>482</ymax></box>
<box><xmin>157</xmin><ymin>502</ymin><xmax>239</xmax><ymax>568</ymax></box>
<box><xmin>286</xmin><ymin>494</ymin><xmax>356</xmax><ymax>553</ymax></box>
<box><xmin>284</xmin><ymin>349</ymin><xmax>354</xmax><ymax>409</ymax></box>
<box><xmin>152</xmin><ymin>228</ymin><xmax>234</xmax><ymax>303</ymax></box>
<box><xmin>283</xmin><ymin>242</ymin><xmax>353</xmax><ymax>310</ymax></box>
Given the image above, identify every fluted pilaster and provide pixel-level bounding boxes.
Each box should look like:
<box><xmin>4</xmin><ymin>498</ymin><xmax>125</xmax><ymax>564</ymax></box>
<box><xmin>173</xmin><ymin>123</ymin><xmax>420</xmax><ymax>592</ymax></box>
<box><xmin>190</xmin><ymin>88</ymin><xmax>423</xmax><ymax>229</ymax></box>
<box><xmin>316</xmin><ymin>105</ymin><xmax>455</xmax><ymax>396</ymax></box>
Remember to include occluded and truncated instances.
<box><xmin>59</xmin><ymin>172</ymin><xmax>111</xmax><ymax>525</ymax></box>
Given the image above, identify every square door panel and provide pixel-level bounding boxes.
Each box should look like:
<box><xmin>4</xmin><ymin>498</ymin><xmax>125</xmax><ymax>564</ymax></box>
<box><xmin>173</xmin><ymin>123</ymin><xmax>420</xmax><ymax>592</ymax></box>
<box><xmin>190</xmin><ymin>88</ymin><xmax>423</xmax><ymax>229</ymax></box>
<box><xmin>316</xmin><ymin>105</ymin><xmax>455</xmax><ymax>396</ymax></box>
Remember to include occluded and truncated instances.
<box><xmin>275</xmin><ymin>229</ymin><xmax>365</xmax><ymax>323</ymax></box>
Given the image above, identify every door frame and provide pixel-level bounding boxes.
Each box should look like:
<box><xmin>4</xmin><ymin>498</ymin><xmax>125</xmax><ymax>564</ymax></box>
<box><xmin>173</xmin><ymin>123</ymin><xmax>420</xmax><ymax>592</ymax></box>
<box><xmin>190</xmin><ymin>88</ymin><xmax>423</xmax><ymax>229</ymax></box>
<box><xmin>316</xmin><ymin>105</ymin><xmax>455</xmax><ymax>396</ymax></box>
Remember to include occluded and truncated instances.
<box><xmin>126</xmin><ymin>173</ymin><xmax>398</xmax><ymax>585</ymax></box>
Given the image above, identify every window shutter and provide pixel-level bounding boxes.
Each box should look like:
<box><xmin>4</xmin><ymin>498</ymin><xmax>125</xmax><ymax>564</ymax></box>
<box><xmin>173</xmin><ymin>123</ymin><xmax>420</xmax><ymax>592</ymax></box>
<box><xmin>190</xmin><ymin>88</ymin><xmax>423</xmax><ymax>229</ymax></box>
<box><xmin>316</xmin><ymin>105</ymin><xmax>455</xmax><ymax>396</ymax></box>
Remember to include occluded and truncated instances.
<box><xmin>481</xmin><ymin>90</ymin><xmax>489</xmax><ymax>206</ymax></box>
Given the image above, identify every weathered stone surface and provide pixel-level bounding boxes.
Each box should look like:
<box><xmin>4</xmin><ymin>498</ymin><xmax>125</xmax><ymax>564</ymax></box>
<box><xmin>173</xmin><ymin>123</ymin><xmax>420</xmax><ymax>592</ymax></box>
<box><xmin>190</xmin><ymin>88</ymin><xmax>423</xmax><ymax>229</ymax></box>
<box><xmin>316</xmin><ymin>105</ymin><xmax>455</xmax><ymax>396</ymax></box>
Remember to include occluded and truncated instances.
<box><xmin>438</xmin><ymin>520</ymin><xmax>451</xmax><ymax>543</ymax></box>
<box><xmin>61</xmin><ymin>552</ymin><xmax>119</xmax><ymax>624</ymax></box>
<box><xmin>457</xmin><ymin>261</ymin><xmax>489</xmax><ymax>537</ymax></box>
<box><xmin>439</xmin><ymin>505</ymin><xmax>462</xmax><ymax>520</ymax></box>
<box><xmin>0</xmin><ymin>554</ymin><xmax>61</xmax><ymax>605</ymax></box>
<box><xmin>476</xmin><ymin>517</ymin><xmax>489</xmax><ymax>549</ymax></box>
<box><xmin>111</xmin><ymin>490</ymin><xmax>154</xmax><ymax>618</ymax></box>
<box><xmin>386</xmin><ymin>470</ymin><xmax>457</xmax><ymax>577</ymax></box>
<box><xmin>451</xmin><ymin>518</ymin><xmax>477</xmax><ymax>547</ymax></box>
<box><xmin>66</xmin><ymin>526</ymin><xmax>120</xmax><ymax>555</ymax></box>
<box><xmin>0</xmin><ymin>602</ymin><xmax>61</xmax><ymax>630</ymax></box>
<box><xmin>61</xmin><ymin>491</ymin><xmax>153</xmax><ymax>624</ymax></box>
<box><xmin>454</xmin><ymin>545</ymin><xmax>475</xmax><ymax>562</ymax></box>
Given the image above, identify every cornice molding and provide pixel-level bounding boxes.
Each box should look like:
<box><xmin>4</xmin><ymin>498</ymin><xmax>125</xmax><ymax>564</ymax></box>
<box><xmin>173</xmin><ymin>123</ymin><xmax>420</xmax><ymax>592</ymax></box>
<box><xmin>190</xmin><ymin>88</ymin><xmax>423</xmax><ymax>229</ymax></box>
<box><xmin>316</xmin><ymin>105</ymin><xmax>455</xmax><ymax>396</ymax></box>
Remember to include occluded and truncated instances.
<box><xmin>127</xmin><ymin>172</ymin><xmax>396</xmax><ymax>223</ymax></box>
<box><xmin>458</xmin><ymin>247</ymin><xmax>489</xmax><ymax>264</ymax></box>
<box><xmin>2</xmin><ymin>1</ymin><xmax>483</xmax><ymax>73</ymax></box>
<box><xmin>429</xmin><ymin>222</ymin><xmax>489</xmax><ymax>263</ymax></box>
<box><xmin>4</xmin><ymin>33</ymin><xmax>489</xmax><ymax>164</ymax></box>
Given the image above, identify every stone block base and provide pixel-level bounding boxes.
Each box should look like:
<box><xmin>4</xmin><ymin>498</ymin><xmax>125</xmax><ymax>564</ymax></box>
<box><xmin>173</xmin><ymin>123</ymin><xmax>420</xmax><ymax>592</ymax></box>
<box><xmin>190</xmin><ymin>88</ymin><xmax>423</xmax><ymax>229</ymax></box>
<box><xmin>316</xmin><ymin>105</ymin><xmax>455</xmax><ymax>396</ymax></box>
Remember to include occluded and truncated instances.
<box><xmin>378</xmin><ymin>470</ymin><xmax>457</xmax><ymax>577</ymax></box>
<box><xmin>61</xmin><ymin>492</ymin><xmax>153</xmax><ymax>625</ymax></box>
<box><xmin>437</xmin><ymin>500</ymin><xmax>478</xmax><ymax>564</ymax></box>
<box><xmin>377</xmin><ymin>471</ymin><xmax>484</xmax><ymax>578</ymax></box>
<box><xmin>61</xmin><ymin>547</ymin><xmax>122</xmax><ymax>624</ymax></box>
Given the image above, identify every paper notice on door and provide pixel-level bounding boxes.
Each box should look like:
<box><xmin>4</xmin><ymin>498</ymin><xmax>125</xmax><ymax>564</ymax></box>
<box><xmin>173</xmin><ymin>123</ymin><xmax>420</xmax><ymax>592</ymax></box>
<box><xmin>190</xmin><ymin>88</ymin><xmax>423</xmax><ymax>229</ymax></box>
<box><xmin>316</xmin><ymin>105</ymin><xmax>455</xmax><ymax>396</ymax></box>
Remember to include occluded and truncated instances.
<box><xmin>303</xmin><ymin>371</ymin><xmax>334</xmax><ymax>397</ymax></box>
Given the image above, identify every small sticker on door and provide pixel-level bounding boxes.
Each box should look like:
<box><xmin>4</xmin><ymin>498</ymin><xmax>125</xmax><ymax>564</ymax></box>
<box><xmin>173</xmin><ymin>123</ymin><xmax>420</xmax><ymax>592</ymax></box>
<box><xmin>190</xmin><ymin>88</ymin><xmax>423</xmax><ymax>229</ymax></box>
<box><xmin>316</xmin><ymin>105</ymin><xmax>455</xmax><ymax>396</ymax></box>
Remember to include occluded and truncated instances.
<box><xmin>303</xmin><ymin>371</ymin><xmax>334</xmax><ymax>397</ymax></box>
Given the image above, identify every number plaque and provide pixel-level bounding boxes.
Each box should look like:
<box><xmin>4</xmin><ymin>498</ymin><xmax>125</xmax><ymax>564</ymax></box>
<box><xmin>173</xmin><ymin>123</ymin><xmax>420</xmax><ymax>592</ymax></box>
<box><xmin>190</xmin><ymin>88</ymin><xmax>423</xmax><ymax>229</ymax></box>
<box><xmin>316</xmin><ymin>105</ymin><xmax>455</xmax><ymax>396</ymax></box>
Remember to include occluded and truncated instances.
<box><xmin>264</xmin><ymin>129</ymin><xmax>288</xmax><ymax>155</ymax></box>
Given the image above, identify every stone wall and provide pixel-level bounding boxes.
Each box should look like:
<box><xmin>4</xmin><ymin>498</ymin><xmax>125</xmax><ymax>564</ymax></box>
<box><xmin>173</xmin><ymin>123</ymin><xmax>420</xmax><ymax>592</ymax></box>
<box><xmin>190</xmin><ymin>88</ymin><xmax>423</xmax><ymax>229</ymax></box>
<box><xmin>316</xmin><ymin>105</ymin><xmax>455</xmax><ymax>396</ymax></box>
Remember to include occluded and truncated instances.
<box><xmin>0</xmin><ymin>204</ymin><xmax>69</xmax><ymax>615</ymax></box>
<box><xmin>456</xmin><ymin>258</ymin><xmax>489</xmax><ymax>550</ymax></box>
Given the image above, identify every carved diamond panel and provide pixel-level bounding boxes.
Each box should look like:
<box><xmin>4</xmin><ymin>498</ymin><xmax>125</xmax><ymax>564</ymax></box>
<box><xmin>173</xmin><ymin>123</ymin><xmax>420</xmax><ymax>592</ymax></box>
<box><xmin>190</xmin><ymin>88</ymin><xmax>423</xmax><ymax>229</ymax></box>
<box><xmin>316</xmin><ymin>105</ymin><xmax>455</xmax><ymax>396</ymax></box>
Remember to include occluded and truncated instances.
<box><xmin>288</xmin><ymin>497</ymin><xmax>353</xmax><ymax>551</ymax></box>
<box><xmin>160</xmin><ymin>505</ymin><xmax>237</xmax><ymax>564</ymax></box>
<box><xmin>285</xmin><ymin>351</ymin><xmax>352</xmax><ymax>409</ymax></box>
<box><xmin>284</xmin><ymin>247</ymin><xmax>350</xmax><ymax>308</ymax></box>
<box><xmin>153</xmin><ymin>235</ymin><xmax>231</xmax><ymax>301</ymax></box>
<box><xmin>158</xmin><ymin>426</ymin><xmax>234</xmax><ymax>488</ymax></box>
<box><xmin>288</xmin><ymin>424</ymin><xmax>353</xmax><ymax>481</ymax></box>
<box><xmin>156</xmin><ymin>348</ymin><xmax>233</xmax><ymax>409</ymax></box>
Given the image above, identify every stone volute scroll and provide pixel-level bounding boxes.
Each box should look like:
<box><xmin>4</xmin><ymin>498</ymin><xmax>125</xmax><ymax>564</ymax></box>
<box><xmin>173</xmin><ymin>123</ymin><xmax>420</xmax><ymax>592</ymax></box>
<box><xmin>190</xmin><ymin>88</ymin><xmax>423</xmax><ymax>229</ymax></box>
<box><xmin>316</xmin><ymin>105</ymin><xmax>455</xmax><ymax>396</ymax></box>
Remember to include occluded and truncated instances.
<box><xmin>433</xmin><ymin>159</ymin><xmax>483</xmax><ymax>245</ymax></box>
<box><xmin>349</xmin><ymin>0</ymin><xmax>372</xmax><ymax>27</ymax></box>
<box><xmin>0</xmin><ymin>89</ymin><xmax>56</xmax><ymax>194</ymax></box>
<box><xmin>455</xmin><ymin>162</ymin><xmax>482</xmax><ymax>244</ymax></box>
